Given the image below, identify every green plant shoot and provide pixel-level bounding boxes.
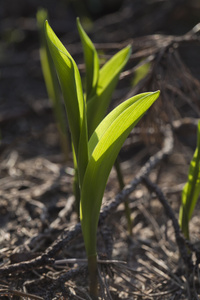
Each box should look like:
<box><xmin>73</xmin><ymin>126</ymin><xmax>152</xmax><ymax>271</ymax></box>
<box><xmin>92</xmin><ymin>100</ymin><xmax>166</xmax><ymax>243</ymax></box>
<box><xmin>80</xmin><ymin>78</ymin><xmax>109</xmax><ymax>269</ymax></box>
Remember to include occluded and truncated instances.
<box><xmin>45</xmin><ymin>20</ymin><xmax>159</xmax><ymax>298</ymax></box>
<box><xmin>179</xmin><ymin>120</ymin><xmax>200</xmax><ymax>240</ymax></box>
<box><xmin>132</xmin><ymin>60</ymin><xmax>151</xmax><ymax>87</ymax></box>
<box><xmin>77</xmin><ymin>18</ymin><xmax>133</xmax><ymax>235</ymax></box>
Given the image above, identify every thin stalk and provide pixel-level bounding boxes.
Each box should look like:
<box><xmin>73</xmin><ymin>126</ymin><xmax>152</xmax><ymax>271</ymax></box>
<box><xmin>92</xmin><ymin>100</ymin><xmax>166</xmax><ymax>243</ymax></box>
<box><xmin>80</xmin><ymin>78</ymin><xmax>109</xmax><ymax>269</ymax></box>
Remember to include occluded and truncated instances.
<box><xmin>72</xmin><ymin>146</ymin><xmax>81</xmax><ymax>217</ymax></box>
<box><xmin>73</xmin><ymin>167</ymin><xmax>81</xmax><ymax>216</ymax></box>
<box><xmin>114</xmin><ymin>158</ymin><xmax>132</xmax><ymax>235</ymax></box>
<box><xmin>88</xmin><ymin>255</ymin><xmax>98</xmax><ymax>299</ymax></box>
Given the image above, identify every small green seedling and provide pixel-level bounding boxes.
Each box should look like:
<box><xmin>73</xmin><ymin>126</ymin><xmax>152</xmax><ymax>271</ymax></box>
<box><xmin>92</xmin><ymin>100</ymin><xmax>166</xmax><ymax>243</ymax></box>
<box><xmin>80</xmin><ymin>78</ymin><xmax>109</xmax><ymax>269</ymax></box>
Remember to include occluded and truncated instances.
<box><xmin>179</xmin><ymin>120</ymin><xmax>200</xmax><ymax>240</ymax></box>
<box><xmin>77</xmin><ymin>18</ymin><xmax>133</xmax><ymax>230</ymax></box>
<box><xmin>45</xmin><ymin>20</ymin><xmax>159</xmax><ymax>298</ymax></box>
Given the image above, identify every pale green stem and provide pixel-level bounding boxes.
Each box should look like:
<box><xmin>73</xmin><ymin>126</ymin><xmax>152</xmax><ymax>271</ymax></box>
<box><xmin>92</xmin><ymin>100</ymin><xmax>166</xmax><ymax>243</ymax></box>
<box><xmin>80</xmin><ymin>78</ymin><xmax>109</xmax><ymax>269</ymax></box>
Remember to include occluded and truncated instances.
<box><xmin>72</xmin><ymin>147</ymin><xmax>81</xmax><ymax>217</ymax></box>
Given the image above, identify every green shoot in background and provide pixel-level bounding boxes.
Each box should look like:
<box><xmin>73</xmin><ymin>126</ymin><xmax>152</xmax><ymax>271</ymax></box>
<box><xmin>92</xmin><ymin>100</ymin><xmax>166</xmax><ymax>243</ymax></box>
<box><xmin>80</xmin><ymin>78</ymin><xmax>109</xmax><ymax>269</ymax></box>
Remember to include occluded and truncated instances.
<box><xmin>45</xmin><ymin>19</ymin><xmax>160</xmax><ymax>298</ymax></box>
<box><xmin>36</xmin><ymin>9</ymin><xmax>69</xmax><ymax>161</ymax></box>
<box><xmin>132</xmin><ymin>60</ymin><xmax>151</xmax><ymax>87</ymax></box>
<box><xmin>179</xmin><ymin>120</ymin><xmax>200</xmax><ymax>240</ymax></box>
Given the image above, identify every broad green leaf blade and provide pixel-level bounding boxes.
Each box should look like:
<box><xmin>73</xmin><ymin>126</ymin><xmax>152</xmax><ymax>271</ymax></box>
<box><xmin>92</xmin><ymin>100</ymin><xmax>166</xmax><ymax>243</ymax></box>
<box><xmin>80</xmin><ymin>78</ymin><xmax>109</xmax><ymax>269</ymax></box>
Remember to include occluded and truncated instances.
<box><xmin>45</xmin><ymin>21</ymin><xmax>88</xmax><ymax>185</ymax></box>
<box><xmin>97</xmin><ymin>45</ymin><xmax>131</xmax><ymax>95</ymax></box>
<box><xmin>87</xmin><ymin>45</ymin><xmax>132</xmax><ymax>137</ymax></box>
<box><xmin>179</xmin><ymin>121</ymin><xmax>200</xmax><ymax>238</ymax></box>
<box><xmin>77</xmin><ymin>18</ymin><xmax>99</xmax><ymax>99</ymax></box>
<box><xmin>88</xmin><ymin>92</ymin><xmax>151</xmax><ymax>157</ymax></box>
<box><xmin>37</xmin><ymin>9</ymin><xmax>69</xmax><ymax>159</ymax></box>
<box><xmin>80</xmin><ymin>91</ymin><xmax>160</xmax><ymax>257</ymax></box>
<box><xmin>37</xmin><ymin>10</ymin><xmax>61</xmax><ymax>110</ymax></box>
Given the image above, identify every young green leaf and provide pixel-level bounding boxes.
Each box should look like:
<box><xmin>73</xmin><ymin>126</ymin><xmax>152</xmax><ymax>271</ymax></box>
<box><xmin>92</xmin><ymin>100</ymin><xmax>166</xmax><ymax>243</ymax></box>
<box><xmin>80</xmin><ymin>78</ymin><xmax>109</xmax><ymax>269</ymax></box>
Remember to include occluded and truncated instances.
<box><xmin>80</xmin><ymin>91</ymin><xmax>160</xmax><ymax>257</ymax></box>
<box><xmin>37</xmin><ymin>9</ymin><xmax>69</xmax><ymax>160</ymax></box>
<box><xmin>179</xmin><ymin>120</ymin><xmax>200</xmax><ymax>239</ymax></box>
<box><xmin>87</xmin><ymin>45</ymin><xmax>132</xmax><ymax>137</ymax></box>
<box><xmin>77</xmin><ymin>19</ymin><xmax>131</xmax><ymax>137</ymax></box>
<box><xmin>45</xmin><ymin>21</ymin><xmax>88</xmax><ymax>185</ymax></box>
<box><xmin>77</xmin><ymin>17</ymin><xmax>99</xmax><ymax>99</ymax></box>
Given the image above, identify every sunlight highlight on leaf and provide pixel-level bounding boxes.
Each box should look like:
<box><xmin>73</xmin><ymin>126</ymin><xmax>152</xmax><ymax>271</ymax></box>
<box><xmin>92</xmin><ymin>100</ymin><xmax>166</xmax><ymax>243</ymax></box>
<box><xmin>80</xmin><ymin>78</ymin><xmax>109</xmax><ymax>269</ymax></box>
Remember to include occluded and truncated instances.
<box><xmin>45</xmin><ymin>21</ymin><xmax>88</xmax><ymax>185</ymax></box>
<box><xmin>80</xmin><ymin>91</ymin><xmax>160</xmax><ymax>257</ymax></box>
